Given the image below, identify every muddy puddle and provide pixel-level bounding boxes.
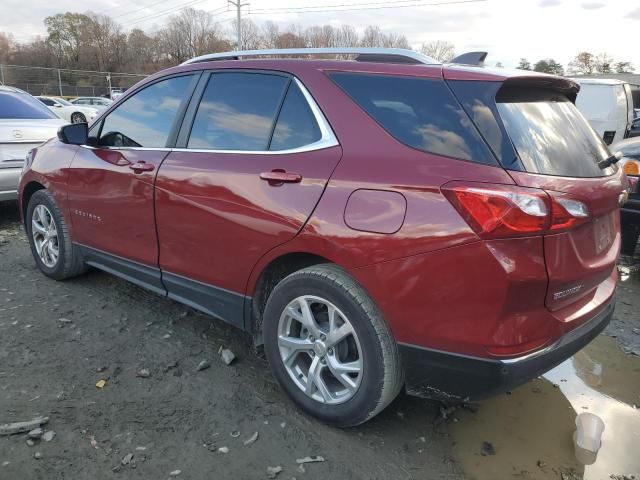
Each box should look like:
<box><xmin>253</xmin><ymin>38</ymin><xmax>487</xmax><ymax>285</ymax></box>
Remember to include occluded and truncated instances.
<box><xmin>449</xmin><ymin>335</ymin><xmax>640</xmax><ymax>479</ymax></box>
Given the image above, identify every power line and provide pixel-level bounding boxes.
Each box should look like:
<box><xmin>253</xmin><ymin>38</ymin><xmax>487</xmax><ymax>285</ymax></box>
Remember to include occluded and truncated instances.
<box><xmin>228</xmin><ymin>0</ymin><xmax>249</xmax><ymax>50</ymax></box>
<box><xmin>121</xmin><ymin>1</ymin><xmax>228</xmax><ymax>27</ymax></box>
<box><xmin>249</xmin><ymin>0</ymin><xmax>488</xmax><ymax>15</ymax></box>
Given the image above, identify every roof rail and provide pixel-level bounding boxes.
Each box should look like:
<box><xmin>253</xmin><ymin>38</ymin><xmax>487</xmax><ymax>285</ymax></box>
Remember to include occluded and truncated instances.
<box><xmin>450</xmin><ymin>51</ymin><xmax>487</xmax><ymax>66</ymax></box>
<box><xmin>181</xmin><ymin>48</ymin><xmax>438</xmax><ymax>66</ymax></box>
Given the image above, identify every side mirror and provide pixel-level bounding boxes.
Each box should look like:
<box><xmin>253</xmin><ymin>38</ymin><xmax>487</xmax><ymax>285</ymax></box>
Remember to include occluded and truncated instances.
<box><xmin>58</xmin><ymin>123</ymin><xmax>88</xmax><ymax>145</ymax></box>
<box><xmin>53</xmin><ymin>104</ymin><xmax>62</xmax><ymax>108</ymax></box>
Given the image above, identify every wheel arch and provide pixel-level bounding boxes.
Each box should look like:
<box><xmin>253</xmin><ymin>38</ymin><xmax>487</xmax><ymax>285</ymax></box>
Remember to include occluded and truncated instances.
<box><xmin>21</xmin><ymin>180</ymin><xmax>46</xmax><ymax>220</ymax></box>
<box><xmin>248</xmin><ymin>251</ymin><xmax>333</xmax><ymax>344</ymax></box>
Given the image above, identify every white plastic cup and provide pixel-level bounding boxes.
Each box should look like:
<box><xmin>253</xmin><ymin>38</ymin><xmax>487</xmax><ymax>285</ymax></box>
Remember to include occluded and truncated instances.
<box><xmin>575</xmin><ymin>412</ymin><xmax>605</xmax><ymax>453</ymax></box>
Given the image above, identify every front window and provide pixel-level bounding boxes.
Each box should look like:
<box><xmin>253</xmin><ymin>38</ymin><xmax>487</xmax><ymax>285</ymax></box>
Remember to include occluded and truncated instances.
<box><xmin>98</xmin><ymin>75</ymin><xmax>194</xmax><ymax>148</ymax></box>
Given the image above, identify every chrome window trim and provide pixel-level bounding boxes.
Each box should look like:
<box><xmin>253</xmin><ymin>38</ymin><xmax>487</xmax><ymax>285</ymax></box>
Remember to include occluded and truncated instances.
<box><xmin>82</xmin><ymin>77</ymin><xmax>339</xmax><ymax>155</ymax></box>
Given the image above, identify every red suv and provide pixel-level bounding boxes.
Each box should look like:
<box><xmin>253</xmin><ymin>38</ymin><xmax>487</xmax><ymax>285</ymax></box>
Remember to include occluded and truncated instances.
<box><xmin>18</xmin><ymin>48</ymin><xmax>626</xmax><ymax>426</ymax></box>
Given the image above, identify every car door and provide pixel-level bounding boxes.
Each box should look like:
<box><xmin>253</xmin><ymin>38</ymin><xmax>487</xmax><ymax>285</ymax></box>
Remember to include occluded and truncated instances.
<box><xmin>155</xmin><ymin>71</ymin><xmax>342</xmax><ymax>327</ymax></box>
<box><xmin>66</xmin><ymin>73</ymin><xmax>199</xmax><ymax>293</ymax></box>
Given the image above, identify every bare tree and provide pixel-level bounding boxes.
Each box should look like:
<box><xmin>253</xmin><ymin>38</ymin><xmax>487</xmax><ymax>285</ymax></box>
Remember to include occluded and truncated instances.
<box><xmin>0</xmin><ymin>32</ymin><xmax>13</xmax><ymax>64</ymax></box>
<box><xmin>594</xmin><ymin>52</ymin><xmax>614</xmax><ymax>74</ymax></box>
<box><xmin>568</xmin><ymin>52</ymin><xmax>595</xmax><ymax>75</ymax></box>
<box><xmin>231</xmin><ymin>18</ymin><xmax>261</xmax><ymax>50</ymax></box>
<box><xmin>334</xmin><ymin>25</ymin><xmax>358</xmax><ymax>47</ymax></box>
<box><xmin>419</xmin><ymin>40</ymin><xmax>455</xmax><ymax>62</ymax></box>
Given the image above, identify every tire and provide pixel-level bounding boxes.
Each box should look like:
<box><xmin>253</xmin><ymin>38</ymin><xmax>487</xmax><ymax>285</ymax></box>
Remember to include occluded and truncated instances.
<box><xmin>71</xmin><ymin>112</ymin><xmax>86</xmax><ymax>123</ymax></box>
<box><xmin>26</xmin><ymin>189</ymin><xmax>87</xmax><ymax>280</ymax></box>
<box><xmin>621</xmin><ymin>225</ymin><xmax>639</xmax><ymax>256</ymax></box>
<box><xmin>263</xmin><ymin>264</ymin><xmax>403</xmax><ymax>427</ymax></box>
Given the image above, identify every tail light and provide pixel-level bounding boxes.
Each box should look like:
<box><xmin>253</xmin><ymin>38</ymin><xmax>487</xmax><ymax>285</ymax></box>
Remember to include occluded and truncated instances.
<box><xmin>442</xmin><ymin>182</ymin><xmax>590</xmax><ymax>239</ymax></box>
<box><xmin>622</xmin><ymin>158</ymin><xmax>640</xmax><ymax>176</ymax></box>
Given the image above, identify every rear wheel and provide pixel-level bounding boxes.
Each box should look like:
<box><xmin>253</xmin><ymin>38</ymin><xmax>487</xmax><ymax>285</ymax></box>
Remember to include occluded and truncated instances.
<box><xmin>26</xmin><ymin>190</ymin><xmax>87</xmax><ymax>280</ymax></box>
<box><xmin>71</xmin><ymin>112</ymin><xmax>86</xmax><ymax>123</ymax></box>
<box><xmin>263</xmin><ymin>264</ymin><xmax>403</xmax><ymax>427</ymax></box>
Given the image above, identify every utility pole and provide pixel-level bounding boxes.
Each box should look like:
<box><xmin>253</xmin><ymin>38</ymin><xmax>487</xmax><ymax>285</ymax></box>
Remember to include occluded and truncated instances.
<box><xmin>228</xmin><ymin>0</ymin><xmax>249</xmax><ymax>51</ymax></box>
<box><xmin>106</xmin><ymin>73</ymin><xmax>112</xmax><ymax>98</ymax></box>
<box><xmin>57</xmin><ymin>69</ymin><xmax>63</xmax><ymax>96</ymax></box>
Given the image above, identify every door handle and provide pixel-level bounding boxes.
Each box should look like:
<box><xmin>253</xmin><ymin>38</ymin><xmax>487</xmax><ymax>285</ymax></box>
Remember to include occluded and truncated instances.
<box><xmin>129</xmin><ymin>161</ymin><xmax>155</xmax><ymax>173</ymax></box>
<box><xmin>259</xmin><ymin>170</ymin><xmax>302</xmax><ymax>185</ymax></box>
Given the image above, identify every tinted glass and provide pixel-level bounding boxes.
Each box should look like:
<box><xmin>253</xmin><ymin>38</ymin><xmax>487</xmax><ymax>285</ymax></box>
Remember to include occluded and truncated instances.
<box><xmin>188</xmin><ymin>73</ymin><xmax>289</xmax><ymax>150</ymax></box>
<box><xmin>448</xmin><ymin>80</ymin><xmax>521</xmax><ymax>170</ymax></box>
<box><xmin>330</xmin><ymin>73</ymin><xmax>495</xmax><ymax>164</ymax></box>
<box><xmin>38</xmin><ymin>97</ymin><xmax>55</xmax><ymax>106</ymax></box>
<box><xmin>0</xmin><ymin>92</ymin><xmax>58</xmax><ymax>119</ymax></box>
<box><xmin>270</xmin><ymin>83</ymin><xmax>321</xmax><ymax>150</ymax></box>
<box><xmin>99</xmin><ymin>75</ymin><xmax>192</xmax><ymax>148</ymax></box>
<box><xmin>497</xmin><ymin>88</ymin><xmax>611</xmax><ymax>177</ymax></box>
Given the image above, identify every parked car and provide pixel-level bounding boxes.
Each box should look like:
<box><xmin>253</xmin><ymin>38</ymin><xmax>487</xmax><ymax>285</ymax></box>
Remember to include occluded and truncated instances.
<box><xmin>628</xmin><ymin>116</ymin><xmax>640</xmax><ymax>138</ymax></box>
<box><xmin>19</xmin><ymin>48</ymin><xmax>627</xmax><ymax>426</ymax></box>
<box><xmin>612</xmin><ymin>137</ymin><xmax>640</xmax><ymax>255</ymax></box>
<box><xmin>35</xmin><ymin>96</ymin><xmax>98</xmax><ymax>124</ymax></box>
<box><xmin>70</xmin><ymin>96</ymin><xmax>113</xmax><ymax>109</ymax></box>
<box><xmin>571</xmin><ymin>78</ymin><xmax>635</xmax><ymax>145</ymax></box>
<box><xmin>110</xmin><ymin>89</ymin><xmax>124</xmax><ymax>100</ymax></box>
<box><xmin>0</xmin><ymin>86</ymin><xmax>66</xmax><ymax>201</ymax></box>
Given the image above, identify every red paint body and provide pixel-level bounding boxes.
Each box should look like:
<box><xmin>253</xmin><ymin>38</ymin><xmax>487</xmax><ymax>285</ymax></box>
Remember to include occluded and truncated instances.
<box><xmin>18</xmin><ymin>58</ymin><xmax>625</xmax><ymax>363</ymax></box>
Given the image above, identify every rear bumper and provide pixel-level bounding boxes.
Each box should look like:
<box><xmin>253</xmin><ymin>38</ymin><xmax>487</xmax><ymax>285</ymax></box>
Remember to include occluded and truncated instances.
<box><xmin>0</xmin><ymin>167</ymin><xmax>20</xmax><ymax>201</ymax></box>
<box><xmin>400</xmin><ymin>297</ymin><xmax>614</xmax><ymax>402</ymax></box>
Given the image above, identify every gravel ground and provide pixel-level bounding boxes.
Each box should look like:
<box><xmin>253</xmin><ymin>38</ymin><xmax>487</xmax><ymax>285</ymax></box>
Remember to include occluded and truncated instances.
<box><xmin>1</xmin><ymin>199</ymin><xmax>639</xmax><ymax>480</ymax></box>
<box><xmin>0</xmin><ymin>200</ymin><xmax>462</xmax><ymax>480</ymax></box>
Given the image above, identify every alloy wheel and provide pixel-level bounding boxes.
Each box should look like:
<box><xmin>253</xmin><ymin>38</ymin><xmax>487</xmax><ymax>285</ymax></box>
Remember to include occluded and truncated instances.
<box><xmin>31</xmin><ymin>204</ymin><xmax>59</xmax><ymax>268</ymax></box>
<box><xmin>277</xmin><ymin>295</ymin><xmax>363</xmax><ymax>405</ymax></box>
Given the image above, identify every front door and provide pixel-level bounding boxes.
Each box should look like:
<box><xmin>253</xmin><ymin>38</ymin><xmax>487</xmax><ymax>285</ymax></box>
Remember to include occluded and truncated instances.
<box><xmin>155</xmin><ymin>71</ymin><xmax>342</xmax><ymax>326</ymax></box>
<box><xmin>66</xmin><ymin>73</ymin><xmax>198</xmax><ymax>293</ymax></box>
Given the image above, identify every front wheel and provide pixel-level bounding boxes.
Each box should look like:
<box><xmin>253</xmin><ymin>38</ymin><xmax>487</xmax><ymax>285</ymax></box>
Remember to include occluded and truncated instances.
<box><xmin>263</xmin><ymin>264</ymin><xmax>403</xmax><ymax>427</ymax></box>
<box><xmin>26</xmin><ymin>190</ymin><xmax>87</xmax><ymax>280</ymax></box>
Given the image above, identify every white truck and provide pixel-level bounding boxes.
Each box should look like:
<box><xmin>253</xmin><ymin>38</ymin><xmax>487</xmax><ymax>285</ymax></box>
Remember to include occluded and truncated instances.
<box><xmin>571</xmin><ymin>78</ymin><xmax>636</xmax><ymax>146</ymax></box>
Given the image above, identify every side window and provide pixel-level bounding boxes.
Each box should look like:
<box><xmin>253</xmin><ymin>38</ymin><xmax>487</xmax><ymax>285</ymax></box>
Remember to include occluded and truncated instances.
<box><xmin>99</xmin><ymin>75</ymin><xmax>193</xmax><ymax>148</ymax></box>
<box><xmin>39</xmin><ymin>98</ymin><xmax>54</xmax><ymax>106</ymax></box>
<box><xmin>270</xmin><ymin>83</ymin><xmax>321</xmax><ymax>151</ymax></box>
<box><xmin>188</xmin><ymin>72</ymin><xmax>288</xmax><ymax>150</ymax></box>
<box><xmin>330</xmin><ymin>73</ymin><xmax>495</xmax><ymax>164</ymax></box>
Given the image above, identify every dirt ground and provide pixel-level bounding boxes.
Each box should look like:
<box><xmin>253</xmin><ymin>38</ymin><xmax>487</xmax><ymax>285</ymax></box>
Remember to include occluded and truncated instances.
<box><xmin>1</xmin><ymin>199</ymin><xmax>639</xmax><ymax>480</ymax></box>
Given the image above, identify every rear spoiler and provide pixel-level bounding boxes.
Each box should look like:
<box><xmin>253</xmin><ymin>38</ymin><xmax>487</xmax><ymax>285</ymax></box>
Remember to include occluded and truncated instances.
<box><xmin>500</xmin><ymin>76</ymin><xmax>580</xmax><ymax>103</ymax></box>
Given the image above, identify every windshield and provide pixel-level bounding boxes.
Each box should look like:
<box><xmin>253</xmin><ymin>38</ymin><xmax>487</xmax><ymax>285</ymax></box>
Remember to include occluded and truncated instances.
<box><xmin>496</xmin><ymin>89</ymin><xmax>611</xmax><ymax>177</ymax></box>
<box><xmin>0</xmin><ymin>92</ymin><xmax>58</xmax><ymax>120</ymax></box>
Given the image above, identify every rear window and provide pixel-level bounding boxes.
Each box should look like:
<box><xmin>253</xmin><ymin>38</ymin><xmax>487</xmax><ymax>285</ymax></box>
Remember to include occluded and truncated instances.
<box><xmin>0</xmin><ymin>92</ymin><xmax>58</xmax><ymax>120</ymax></box>
<box><xmin>496</xmin><ymin>87</ymin><xmax>611</xmax><ymax>177</ymax></box>
<box><xmin>330</xmin><ymin>73</ymin><xmax>495</xmax><ymax>165</ymax></box>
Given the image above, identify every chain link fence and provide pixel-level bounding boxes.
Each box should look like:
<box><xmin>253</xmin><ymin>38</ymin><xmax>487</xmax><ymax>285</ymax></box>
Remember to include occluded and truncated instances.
<box><xmin>0</xmin><ymin>65</ymin><xmax>147</xmax><ymax>98</ymax></box>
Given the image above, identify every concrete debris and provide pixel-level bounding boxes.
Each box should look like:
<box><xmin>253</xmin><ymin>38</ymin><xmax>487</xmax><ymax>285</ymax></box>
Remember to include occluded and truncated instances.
<box><xmin>218</xmin><ymin>446</ymin><xmax>229</xmax><ymax>454</ymax></box>
<box><xmin>230</xmin><ymin>431</ymin><xmax>240</xmax><ymax>438</ymax></box>
<box><xmin>243</xmin><ymin>432</ymin><xmax>258</xmax><ymax>446</ymax></box>
<box><xmin>33</xmin><ymin>452</ymin><xmax>42</xmax><ymax>460</ymax></box>
<box><xmin>196</xmin><ymin>360</ymin><xmax>210</xmax><ymax>371</ymax></box>
<box><xmin>266</xmin><ymin>466</ymin><xmax>283</xmax><ymax>478</ymax></box>
<box><xmin>169</xmin><ymin>470</ymin><xmax>182</xmax><ymax>476</ymax></box>
<box><xmin>296</xmin><ymin>456</ymin><xmax>325</xmax><ymax>464</ymax></box>
<box><xmin>27</xmin><ymin>427</ymin><xmax>43</xmax><ymax>439</ymax></box>
<box><xmin>42</xmin><ymin>430</ymin><xmax>56</xmax><ymax>442</ymax></box>
<box><xmin>0</xmin><ymin>416</ymin><xmax>49</xmax><ymax>436</ymax></box>
<box><xmin>136</xmin><ymin>368</ymin><xmax>151</xmax><ymax>378</ymax></box>
<box><xmin>58</xmin><ymin>318</ymin><xmax>73</xmax><ymax>324</ymax></box>
<box><xmin>220</xmin><ymin>349</ymin><xmax>236</xmax><ymax>365</ymax></box>
<box><xmin>26</xmin><ymin>439</ymin><xmax>34</xmax><ymax>447</ymax></box>
<box><xmin>296</xmin><ymin>465</ymin><xmax>306</xmax><ymax>474</ymax></box>
<box><xmin>121</xmin><ymin>453</ymin><xmax>134</xmax><ymax>465</ymax></box>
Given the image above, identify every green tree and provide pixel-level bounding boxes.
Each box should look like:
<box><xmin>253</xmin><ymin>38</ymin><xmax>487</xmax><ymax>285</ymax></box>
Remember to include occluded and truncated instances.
<box><xmin>568</xmin><ymin>52</ymin><xmax>595</xmax><ymax>74</ymax></box>
<box><xmin>517</xmin><ymin>58</ymin><xmax>531</xmax><ymax>70</ymax></box>
<box><xmin>533</xmin><ymin>58</ymin><xmax>564</xmax><ymax>75</ymax></box>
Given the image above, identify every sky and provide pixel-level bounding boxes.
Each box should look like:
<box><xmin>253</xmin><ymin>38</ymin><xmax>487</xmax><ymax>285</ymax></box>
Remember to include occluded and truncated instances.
<box><xmin>2</xmin><ymin>0</ymin><xmax>639</xmax><ymax>69</ymax></box>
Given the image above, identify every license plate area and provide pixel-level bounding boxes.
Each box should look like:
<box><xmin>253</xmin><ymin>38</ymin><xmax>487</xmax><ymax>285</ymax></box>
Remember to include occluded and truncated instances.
<box><xmin>594</xmin><ymin>215</ymin><xmax>612</xmax><ymax>254</ymax></box>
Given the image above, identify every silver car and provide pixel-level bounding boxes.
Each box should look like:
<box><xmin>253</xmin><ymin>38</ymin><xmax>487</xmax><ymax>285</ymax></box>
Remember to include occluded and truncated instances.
<box><xmin>0</xmin><ymin>86</ymin><xmax>66</xmax><ymax>201</ymax></box>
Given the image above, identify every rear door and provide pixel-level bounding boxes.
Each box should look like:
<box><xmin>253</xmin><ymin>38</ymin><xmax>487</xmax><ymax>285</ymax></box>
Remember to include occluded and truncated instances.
<box><xmin>449</xmin><ymin>77</ymin><xmax>626</xmax><ymax>315</ymax></box>
<box><xmin>155</xmin><ymin>70</ymin><xmax>341</xmax><ymax>327</ymax></box>
<box><xmin>493</xmin><ymin>84</ymin><xmax>624</xmax><ymax>313</ymax></box>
